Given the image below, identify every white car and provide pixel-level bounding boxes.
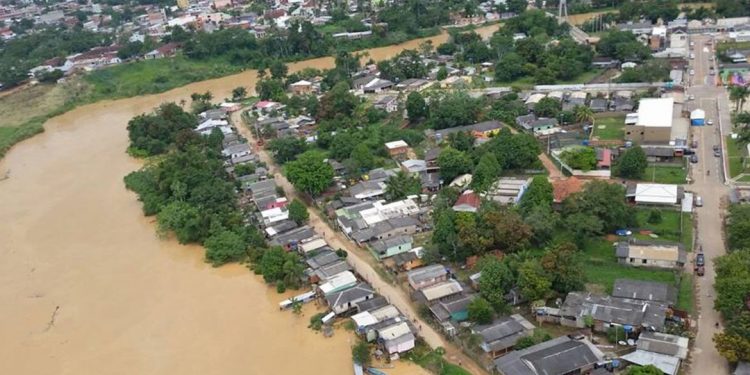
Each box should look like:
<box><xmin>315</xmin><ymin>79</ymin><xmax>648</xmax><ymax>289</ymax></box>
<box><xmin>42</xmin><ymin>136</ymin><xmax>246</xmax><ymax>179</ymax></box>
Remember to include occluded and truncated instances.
<box><xmin>688</xmin><ymin>95</ymin><xmax>695</xmax><ymax>100</ymax></box>
<box><xmin>690</xmin><ymin>41</ymin><xmax>695</xmax><ymax>47</ymax></box>
<box><xmin>690</xmin><ymin>69</ymin><xmax>695</xmax><ymax>76</ymax></box>
<box><xmin>707</xmin><ymin>119</ymin><xmax>714</xmax><ymax>125</ymax></box>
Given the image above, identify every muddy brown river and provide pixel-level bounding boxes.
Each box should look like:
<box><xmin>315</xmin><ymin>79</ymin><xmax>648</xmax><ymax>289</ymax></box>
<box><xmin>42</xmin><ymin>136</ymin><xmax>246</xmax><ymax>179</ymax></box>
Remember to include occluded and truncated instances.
<box><xmin>0</xmin><ymin>24</ymin><xmax>498</xmax><ymax>375</ymax></box>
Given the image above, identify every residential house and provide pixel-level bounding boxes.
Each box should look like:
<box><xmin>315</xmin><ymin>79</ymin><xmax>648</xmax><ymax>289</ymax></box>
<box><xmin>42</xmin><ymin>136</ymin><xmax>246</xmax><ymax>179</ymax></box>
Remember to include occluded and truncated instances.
<box><xmin>298</xmin><ymin>236</ymin><xmax>328</xmax><ymax>255</ymax></box>
<box><xmin>613</xmin><ymin>96</ymin><xmax>635</xmax><ymax>112</ymax></box>
<box><xmin>385</xmin><ymin>140</ymin><xmax>409</xmax><ymax>158</ymax></box>
<box><xmin>433</xmin><ymin>120</ymin><xmax>503</xmax><ymax>142</ymax></box>
<box><xmin>615</xmin><ymin>240</ymin><xmax>687</xmax><ymax>269</ymax></box>
<box><xmin>612</xmin><ymin>279</ymin><xmax>678</xmax><ymax>305</ymax></box>
<box><xmin>626</xmin><ymin>98</ymin><xmax>675</xmax><ymax>144</ymax></box>
<box><xmin>325</xmin><ymin>282</ymin><xmax>376</xmax><ymax>315</ymax></box>
<box><xmin>552</xmin><ymin>177</ymin><xmax>585</xmax><ymax>205</ymax></box>
<box><xmin>265</xmin><ymin>220</ymin><xmax>299</xmax><ymax>238</ymax></box>
<box><xmin>485</xmin><ymin>177</ymin><xmax>531</xmax><ymax>206</ymax></box>
<box><xmin>418</xmin><ymin>280</ymin><xmax>464</xmax><ymax>303</ymax></box>
<box><xmin>641</xmin><ymin>146</ymin><xmax>677</xmax><ymax>162</ymax></box>
<box><xmin>621</xmin><ymin>331</ymin><xmax>689</xmax><ymax>375</ymax></box>
<box><xmin>559</xmin><ymin>291</ymin><xmax>669</xmax><ymax>332</ymax></box>
<box><xmin>351</xmin><ymin>304</ymin><xmax>398</xmax><ymax>332</ymax></box>
<box><xmin>144</xmin><ymin>42</ymin><xmax>179</xmax><ymax>59</ymax></box>
<box><xmin>318</xmin><ymin>271</ymin><xmax>358</xmax><ymax>296</ymax></box>
<box><xmin>306</xmin><ymin>249</ymin><xmax>340</xmax><ymax>270</ymax></box>
<box><xmin>353</xmin><ymin>75</ymin><xmax>378</xmax><ymax>90</ymax></box>
<box><xmin>396</xmin><ymin>78</ymin><xmax>432</xmax><ymax>92</ymax></box>
<box><xmin>421</xmin><ymin>172</ymin><xmax>441</xmax><ymax>193</ymax></box>
<box><xmin>407</xmin><ymin>264</ymin><xmax>448</xmax><ymax>291</ymax></box>
<box><xmin>222</xmin><ymin>143</ymin><xmax>252</xmax><ymax>159</ymax></box>
<box><xmin>424</xmin><ymin>148</ymin><xmax>441</xmax><ymax>170</ymax></box>
<box><xmin>350</xmin><ymin>180</ymin><xmax>387</xmax><ymax>200</ymax></box>
<box><xmin>591</xmin><ymin>57</ymin><xmax>620</xmax><ymax>69</ymax></box>
<box><xmin>589</xmin><ymin>98</ymin><xmax>609</xmax><ymax>112</ymax></box>
<box><xmin>329</xmin><ymin>159</ymin><xmax>347</xmax><ymax>176</ymax></box>
<box><xmin>258</xmin><ymin>207</ymin><xmax>289</xmax><ymax>226</ymax></box>
<box><xmin>617</xmin><ymin>22</ymin><xmax>654</xmax><ymax>35</ymax></box>
<box><xmin>313</xmin><ymin>260</ymin><xmax>353</xmax><ymax>282</ymax></box>
<box><xmin>268</xmin><ymin>226</ymin><xmax>317</xmax><ymax>250</ymax></box>
<box><xmin>522</xmin><ymin>118</ymin><xmax>559</xmax><ymax>134</ymax></box>
<box><xmin>290</xmin><ymin>80</ymin><xmax>314</xmax><ymax>95</ymax></box>
<box><xmin>377</xmin><ymin>321</ymin><xmax>416</xmax><ymax>355</ymax></box>
<box><xmin>354</xmin><ymin>296</ymin><xmax>390</xmax><ymax>314</ymax></box>
<box><xmin>248</xmin><ymin>179</ymin><xmax>277</xmax><ymax>197</ymax></box>
<box><xmin>452</xmin><ymin>191</ymin><xmax>481</xmax><ymax>213</ymax></box>
<box><xmin>515</xmin><ymin>113</ymin><xmax>537</xmax><ymax>129</ymax></box>
<box><xmin>429</xmin><ymin>293</ymin><xmax>474</xmax><ymax>322</ymax></box>
<box><xmin>387</xmin><ymin>251</ymin><xmax>423</xmax><ymax>272</ymax></box>
<box><xmin>401</xmin><ymin>159</ymin><xmax>427</xmax><ymax>175</ymax></box>
<box><xmin>563</xmin><ymin>91</ymin><xmax>588</xmax><ymax>112</ymax></box>
<box><xmin>362</xmin><ymin>78</ymin><xmax>394</xmax><ymax>94</ymax></box>
<box><xmin>371</xmin><ymin>235</ymin><xmax>413</xmax><ymax>259</ymax></box>
<box><xmin>630</xmin><ymin>183</ymin><xmax>683</xmax><ymax>205</ymax></box>
<box><xmin>525</xmin><ymin>93</ymin><xmax>547</xmax><ymax>109</ymax></box>
<box><xmin>597</xmin><ymin>148</ymin><xmax>612</xmax><ymax>169</ymax></box>
<box><xmin>493</xmin><ymin>336</ymin><xmax>604</xmax><ymax>375</ymax></box>
<box><xmin>374</xmin><ymin>95</ymin><xmax>399</xmax><ymax>113</ymax></box>
<box><xmin>473</xmin><ymin>315</ymin><xmax>536</xmax><ymax>359</ymax></box>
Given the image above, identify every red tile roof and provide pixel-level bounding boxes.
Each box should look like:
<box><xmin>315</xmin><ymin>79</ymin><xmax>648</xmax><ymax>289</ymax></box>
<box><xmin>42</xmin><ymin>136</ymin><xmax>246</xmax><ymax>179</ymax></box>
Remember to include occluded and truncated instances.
<box><xmin>453</xmin><ymin>191</ymin><xmax>480</xmax><ymax>209</ymax></box>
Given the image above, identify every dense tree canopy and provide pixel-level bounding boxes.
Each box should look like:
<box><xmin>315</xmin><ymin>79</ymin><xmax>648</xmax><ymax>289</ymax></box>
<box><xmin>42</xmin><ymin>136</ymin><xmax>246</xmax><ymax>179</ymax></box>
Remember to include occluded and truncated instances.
<box><xmin>285</xmin><ymin>150</ymin><xmax>334</xmax><ymax>196</ymax></box>
<box><xmin>437</xmin><ymin>147</ymin><xmax>473</xmax><ymax>182</ymax></box>
<box><xmin>728</xmin><ymin>205</ymin><xmax>750</xmax><ymax>251</ymax></box>
<box><xmin>385</xmin><ymin>171</ymin><xmax>422</xmax><ymax>201</ymax></box>
<box><xmin>615</xmin><ymin>146</ymin><xmax>648</xmax><ymax>179</ymax></box>
<box><xmin>126</xmin><ymin>102</ymin><xmax>198</xmax><ymax>156</ymax></box>
<box><xmin>597</xmin><ymin>30</ymin><xmax>652</xmax><ymax>61</ymax></box>
<box><xmin>563</xmin><ymin>180</ymin><xmax>636</xmax><ymax>233</ymax></box>
<box><xmin>427</xmin><ymin>91</ymin><xmax>483</xmax><ymax>130</ymax></box>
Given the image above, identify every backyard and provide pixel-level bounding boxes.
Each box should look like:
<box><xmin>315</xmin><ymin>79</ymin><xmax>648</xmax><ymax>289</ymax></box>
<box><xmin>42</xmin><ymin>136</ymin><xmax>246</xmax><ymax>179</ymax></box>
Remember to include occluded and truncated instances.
<box><xmin>591</xmin><ymin>114</ymin><xmax>625</xmax><ymax>141</ymax></box>
<box><xmin>643</xmin><ymin>164</ymin><xmax>688</xmax><ymax>184</ymax></box>
<box><xmin>634</xmin><ymin>208</ymin><xmax>693</xmax><ymax>252</ymax></box>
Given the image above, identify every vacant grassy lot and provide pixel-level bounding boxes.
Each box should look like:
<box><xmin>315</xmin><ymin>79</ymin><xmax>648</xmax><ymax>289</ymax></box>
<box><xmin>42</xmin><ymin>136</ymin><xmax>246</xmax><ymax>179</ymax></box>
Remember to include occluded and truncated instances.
<box><xmin>726</xmin><ymin>136</ymin><xmax>749</xmax><ymax>178</ymax></box>
<box><xmin>643</xmin><ymin>164</ymin><xmax>687</xmax><ymax>184</ymax></box>
<box><xmin>583</xmin><ymin>238</ymin><xmax>678</xmax><ymax>294</ymax></box>
<box><xmin>592</xmin><ymin>114</ymin><xmax>625</xmax><ymax>141</ymax></box>
<box><xmin>677</xmin><ymin>274</ymin><xmax>694</xmax><ymax>314</ymax></box>
<box><xmin>634</xmin><ymin>209</ymin><xmax>693</xmax><ymax>251</ymax></box>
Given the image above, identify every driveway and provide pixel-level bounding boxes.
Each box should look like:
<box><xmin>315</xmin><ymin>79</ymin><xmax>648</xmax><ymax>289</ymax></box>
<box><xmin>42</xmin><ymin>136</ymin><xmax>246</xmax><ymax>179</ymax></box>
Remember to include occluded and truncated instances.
<box><xmin>685</xmin><ymin>34</ymin><xmax>731</xmax><ymax>375</ymax></box>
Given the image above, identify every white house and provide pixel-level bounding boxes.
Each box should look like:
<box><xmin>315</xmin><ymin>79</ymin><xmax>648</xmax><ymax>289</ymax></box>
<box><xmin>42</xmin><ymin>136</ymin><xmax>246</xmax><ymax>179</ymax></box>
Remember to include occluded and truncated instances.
<box><xmin>635</xmin><ymin>183</ymin><xmax>680</xmax><ymax>205</ymax></box>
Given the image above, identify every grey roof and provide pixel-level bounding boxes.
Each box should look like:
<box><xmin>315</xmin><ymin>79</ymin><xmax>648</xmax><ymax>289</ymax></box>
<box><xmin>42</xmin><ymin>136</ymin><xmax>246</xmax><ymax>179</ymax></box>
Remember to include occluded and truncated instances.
<box><xmin>371</xmin><ymin>235</ymin><xmax>413</xmax><ymax>253</ymax></box>
<box><xmin>267</xmin><ymin>220</ymin><xmax>299</xmax><ymax>236</ymax></box>
<box><xmin>248</xmin><ymin>179</ymin><xmax>277</xmax><ymax>196</ymax></box>
<box><xmin>269</xmin><ymin>226</ymin><xmax>315</xmax><ymax>246</ymax></box>
<box><xmin>306</xmin><ymin>250</ymin><xmax>340</xmax><ymax>269</ymax></box>
<box><xmin>530</xmin><ymin>117</ymin><xmax>559</xmax><ymax>128</ymax></box>
<box><xmin>637</xmin><ymin>331</ymin><xmax>689</xmax><ymax>359</ymax></box>
<box><xmin>424</xmin><ymin>148</ymin><xmax>441</xmax><ymax>162</ymax></box>
<box><xmin>349</xmin><ymin>180</ymin><xmax>385</xmax><ymax>198</ymax></box>
<box><xmin>407</xmin><ymin>265</ymin><xmax>447</xmax><ymax>286</ymax></box>
<box><xmin>353</xmin><ymin>75</ymin><xmax>377</xmax><ymax>88</ymax></box>
<box><xmin>387</xmin><ymin>216</ymin><xmax>420</xmax><ymax>229</ymax></box>
<box><xmin>617</xmin><ymin>22</ymin><xmax>653</xmax><ymax>31</ymax></box>
<box><xmin>392</xmin><ymin>251</ymin><xmax>418</xmax><ymax>266</ymax></box>
<box><xmin>612</xmin><ymin>279</ymin><xmax>678</xmax><ymax>305</ymax></box>
<box><xmin>202</xmin><ymin>109</ymin><xmax>227</xmax><ymax>120</ymax></box>
<box><xmin>325</xmin><ymin>283</ymin><xmax>375</xmax><ymax>307</ymax></box>
<box><xmin>434</xmin><ymin>120</ymin><xmax>503</xmax><ymax>136</ymax></box>
<box><xmin>223</xmin><ymin>143</ymin><xmax>251</xmax><ymax>155</ymax></box>
<box><xmin>430</xmin><ymin>293</ymin><xmax>474</xmax><ymax>321</ymax></box>
<box><xmin>421</xmin><ymin>172</ymin><xmax>441</xmax><ymax>188</ymax></box>
<box><xmin>560</xmin><ymin>292</ymin><xmax>668</xmax><ymax>331</ymax></box>
<box><xmin>642</xmin><ymin>146</ymin><xmax>676</xmax><ymax>157</ymax></box>
<box><xmin>314</xmin><ymin>260</ymin><xmax>352</xmax><ymax>280</ymax></box>
<box><xmin>368</xmin><ymin>168</ymin><xmax>398</xmax><ymax>182</ymax></box>
<box><xmin>475</xmin><ymin>314</ymin><xmax>534</xmax><ymax>352</ymax></box>
<box><xmin>590</xmin><ymin>98</ymin><xmax>608</xmax><ymax>110</ymax></box>
<box><xmin>255</xmin><ymin>194</ymin><xmax>280</xmax><ymax>209</ymax></box>
<box><xmin>516</xmin><ymin>113</ymin><xmax>537</xmax><ymax>126</ymax></box>
<box><xmin>355</xmin><ymin>296</ymin><xmax>389</xmax><ymax>313</ymax></box>
<box><xmin>494</xmin><ymin>336</ymin><xmax>603</xmax><ymax>375</ymax></box>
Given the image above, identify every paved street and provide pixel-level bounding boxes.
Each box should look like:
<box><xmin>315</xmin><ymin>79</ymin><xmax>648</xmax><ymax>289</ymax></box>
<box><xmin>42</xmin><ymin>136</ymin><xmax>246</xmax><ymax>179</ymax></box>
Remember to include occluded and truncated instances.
<box><xmin>685</xmin><ymin>34</ymin><xmax>731</xmax><ymax>375</ymax></box>
<box><xmin>232</xmin><ymin>112</ymin><xmax>487</xmax><ymax>375</ymax></box>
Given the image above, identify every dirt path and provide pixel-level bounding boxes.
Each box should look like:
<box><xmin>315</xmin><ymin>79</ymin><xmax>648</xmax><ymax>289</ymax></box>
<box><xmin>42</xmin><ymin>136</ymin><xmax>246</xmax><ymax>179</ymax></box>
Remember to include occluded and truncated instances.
<box><xmin>232</xmin><ymin>111</ymin><xmax>488</xmax><ymax>375</ymax></box>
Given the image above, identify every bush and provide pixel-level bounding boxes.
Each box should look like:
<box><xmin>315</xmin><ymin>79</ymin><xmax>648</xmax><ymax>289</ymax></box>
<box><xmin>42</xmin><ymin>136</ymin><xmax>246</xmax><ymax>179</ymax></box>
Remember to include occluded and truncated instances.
<box><xmin>647</xmin><ymin>209</ymin><xmax>662</xmax><ymax>224</ymax></box>
<box><xmin>309</xmin><ymin>312</ymin><xmax>326</xmax><ymax>331</ymax></box>
<box><xmin>607</xmin><ymin>325</ymin><xmax>627</xmax><ymax>343</ymax></box>
<box><xmin>276</xmin><ymin>280</ymin><xmax>287</xmax><ymax>293</ymax></box>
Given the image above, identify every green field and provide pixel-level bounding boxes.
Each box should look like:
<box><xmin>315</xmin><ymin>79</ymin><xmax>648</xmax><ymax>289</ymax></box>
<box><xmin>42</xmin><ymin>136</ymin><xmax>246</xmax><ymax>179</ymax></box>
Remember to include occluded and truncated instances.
<box><xmin>634</xmin><ymin>209</ymin><xmax>693</xmax><ymax>251</ymax></box>
<box><xmin>677</xmin><ymin>274</ymin><xmax>694</xmax><ymax>314</ymax></box>
<box><xmin>583</xmin><ymin>239</ymin><xmax>678</xmax><ymax>293</ymax></box>
<box><xmin>643</xmin><ymin>164</ymin><xmax>688</xmax><ymax>184</ymax></box>
<box><xmin>592</xmin><ymin>114</ymin><xmax>625</xmax><ymax>140</ymax></box>
<box><xmin>726</xmin><ymin>136</ymin><xmax>749</xmax><ymax>178</ymax></box>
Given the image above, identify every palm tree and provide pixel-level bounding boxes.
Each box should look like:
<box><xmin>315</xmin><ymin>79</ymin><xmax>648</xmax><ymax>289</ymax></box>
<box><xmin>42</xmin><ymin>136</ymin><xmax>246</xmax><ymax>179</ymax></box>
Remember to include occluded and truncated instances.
<box><xmin>574</xmin><ymin>105</ymin><xmax>595</xmax><ymax>125</ymax></box>
<box><xmin>730</xmin><ymin>85</ymin><xmax>750</xmax><ymax>112</ymax></box>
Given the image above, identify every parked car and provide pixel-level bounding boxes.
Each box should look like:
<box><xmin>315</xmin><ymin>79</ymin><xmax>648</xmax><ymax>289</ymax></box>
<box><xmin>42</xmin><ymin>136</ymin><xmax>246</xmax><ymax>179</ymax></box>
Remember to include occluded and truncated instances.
<box><xmin>690</xmin><ymin>69</ymin><xmax>695</xmax><ymax>75</ymax></box>
<box><xmin>615</xmin><ymin>229</ymin><xmax>632</xmax><ymax>236</ymax></box>
<box><xmin>714</xmin><ymin>149</ymin><xmax>721</xmax><ymax>157</ymax></box>
<box><xmin>696</xmin><ymin>252</ymin><xmax>705</xmax><ymax>267</ymax></box>
<box><xmin>690</xmin><ymin>154</ymin><xmax>699</xmax><ymax>163</ymax></box>
<box><xmin>707</xmin><ymin>119</ymin><xmax>714</xmax><ymax>125</ymax></box>
<box><xmin>696</xmin><ymin>195</ymin><xmax>703</xmax><ymax>207</ymax></box>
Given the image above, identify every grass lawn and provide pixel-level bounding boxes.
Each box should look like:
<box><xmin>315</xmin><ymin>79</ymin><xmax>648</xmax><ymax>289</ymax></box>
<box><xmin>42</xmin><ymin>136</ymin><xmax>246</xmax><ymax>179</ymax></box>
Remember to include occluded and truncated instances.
<box><xmin>592</xmin><ymin>114</ymin><xmax>625</xmax><ymax>140</ymax></box>
<box><xmin>504</xmin><ymin>69</ymin><xmax>602</xmax><ymax>89</ymax></box>
<box><xmin>407</xmin><ymin>343</ymin><xmax>471</xmax><ymax>375</ymax></box>
<box><xmin>559</xmin><ymin>69</ymin><xmax>603</xmax><ymax>85</ymax></box>
<box><xmin>583</xmin><ymin>239</ymin><xmax>678</xmax><ymax>294</ymax></box>
<box><xmin>738</xmin><ymin>175</ymin><xmax>750</xmax><ymax>182</ymax></box>
<box><xmin>634</xmin><ymin>209</ymin><xmax>693</xmax><ymax>251</ymax></box>
<box><xmin>726</xmin><ymin>136</ymin><xmax>749</xmax><ymax>178</ymax></box>
<box><xmin>643</xmin><ymin>164</ymin><xmax>688</xmax><ymax>184</ymax></box>
<box><xmin>676</xmin><ymin>274</ymin><xmax>694</xmax><ymax>314</ymax></box>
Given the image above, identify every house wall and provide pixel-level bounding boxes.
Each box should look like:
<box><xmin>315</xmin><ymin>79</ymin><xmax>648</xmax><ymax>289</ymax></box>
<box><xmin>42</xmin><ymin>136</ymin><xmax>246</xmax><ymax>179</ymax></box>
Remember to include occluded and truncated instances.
<box><xmin>388</xmin><ymin>146</ymin><xmax>409</xmax><ymax>156</ymax></box>
<box><xmin>383</xmin><ymin>242</ymin><xmax>413</xmax><ymax>259</ymax></box>
<box><xmin>627</xmin><ymin>125</ymin><xmax>672</xmax><ymax>144</ymax></box>
<box><xmin>333</xmin><ymin>294</ymin><xmax>374</xmax><ymax>315</ymax></box>
<box><xmin>620</xmin><ymin>256</ymin><xmax>679</xmax><ymax>269</ymax></box>
<box><xmin>409</xmin><ymin>274</ymin><xmax>448</xmax><ymax>290</ymax></box>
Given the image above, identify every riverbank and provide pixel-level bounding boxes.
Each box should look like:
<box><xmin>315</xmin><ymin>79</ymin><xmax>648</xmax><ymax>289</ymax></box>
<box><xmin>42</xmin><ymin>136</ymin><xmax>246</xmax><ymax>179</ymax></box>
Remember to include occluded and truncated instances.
<box><xmin>0</xmin><ymin>24</ymin><xmax>502</xmax><ymax>159</ymax></box>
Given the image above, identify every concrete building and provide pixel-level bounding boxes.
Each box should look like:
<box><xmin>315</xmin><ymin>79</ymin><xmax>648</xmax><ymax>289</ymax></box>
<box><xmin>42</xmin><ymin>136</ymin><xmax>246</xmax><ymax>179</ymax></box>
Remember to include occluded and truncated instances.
<box><xmin>493</xmin><ymin>336</ymin><xmax>604</xmax><ymax>375</ymax></box>
<box><xmin>485</xmin><ymin>178</ymin><xmax>531</xmax><ymax>206</ymax></box>
<box><xmin>627</xmin><ymin>98</ymin><xmax>674</xmax><ymax>144</ymax></box>
<box><xmin>616</xmin><ymin>240</ymin><xmax>687</xmax><ymax>269</ymax></box>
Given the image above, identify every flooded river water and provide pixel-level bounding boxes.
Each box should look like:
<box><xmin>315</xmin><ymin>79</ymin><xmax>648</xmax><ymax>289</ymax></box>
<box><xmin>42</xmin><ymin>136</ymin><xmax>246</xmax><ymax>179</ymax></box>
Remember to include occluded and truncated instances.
<box><xmin>0</xmin><ymin>23</ymin><xmax>499</xmax><ymax>375</ymax></box>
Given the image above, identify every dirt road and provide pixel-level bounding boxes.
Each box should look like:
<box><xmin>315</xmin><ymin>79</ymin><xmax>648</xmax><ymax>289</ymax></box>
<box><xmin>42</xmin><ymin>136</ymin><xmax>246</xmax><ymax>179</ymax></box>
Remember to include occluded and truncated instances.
<box><xmin>232</xmin><ymin>111</ymin><xmax>487</xmax><ymax>375</ymax></box>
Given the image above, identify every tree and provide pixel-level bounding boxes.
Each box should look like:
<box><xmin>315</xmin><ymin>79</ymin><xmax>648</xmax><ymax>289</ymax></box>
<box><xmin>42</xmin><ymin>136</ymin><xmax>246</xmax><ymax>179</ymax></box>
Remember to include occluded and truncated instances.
<box><xmin>607</xmin><ymin>325</ymin><xmax>627</xmax><ymax>344</ymax></box>
<box><xmin>714</xmin><ymin>312</ymin><xmax>750</xmax><ymax>362</ymax></box>
<box><xmin>352</xmin><ymin>340</ymin><xmax>371</xmax><ymax>366</ymax></box>
<box><xmin>428</xmin><ymin>92</ymin><xmax>483</xmax><ymax>130</ymax></box>
<box><xmin>204</xmin><ymin>229</ymin><xmax>247</xmax><ymax>266</ymax></box>
<box><xmin>533</xmin><ymin>97</ymin><xmax>561</xmax><ymax>119</ymax></box>
<box><xmin>730</xmin><ymin>85</ymin><xmax>750</xmax><ymax>112</ymax></box>
<box><xmin>270</xmin><ymin>60</ymin><xmax>289</xmax><ymax>79</ymax></box>
<box><xmin>478</xmin><ymin>257</ymin><xmax>514</xmax><ymax>312</ymax></box>
<box><xmin>126</xmin><ymin>102</ymin><xmax>198</xmax><ymax>156</ymax></box>
<box><xmin>494</xmin><ymin>52</ymin><xmax>525</xmax><ymax>82</ymax></box>
<box><xmin>288</xmin><ymin>199</ymin><xmax>309</xmax><ymax>224</ymax></box>
<box><xmin>436</xmin><ymin>67</ymin><xmax>448</xmax><ymax>81</ymax></box>
<box><xmin>285</xmin><ymin>151</ymin><xmax>334</xmax><ymax>196</ymax></box>
<box><xmin>727</xmin><ymin>205</ymin><xmax>750</xmax><ymax>251</ymax></box>
<box><xmin>616</xmin><ymin>146</ymin><xmax>648</xmax><ymax>179</ymax></box>
<box><xmin>525</xmin><ymin>206</ymin><xmax>559</xmax><ymax>246</ymax></box>
<box><xmin>156</xmin><ymin>201</ymin><xmax>203</xmax><ymax>244</ymax></box>
<box><xmin>573</xmin><ymin>105</ymin><xmax>594</xmax><ymax>125</ymax></box>
<box><xmin>268</xmin><ymin>137</ymin><xmax>307</xmax><ymax>163</ymax></box>
<box><xmin>232</xmin><ymin>86</ymin><xmax>247</xmax><ymax>101</ymax></box>
<box><xmin>385</xmin><ymin>171</ymin><xmax>422</xmax><ymax>201</ymax></box>
<box><xmin>517</xmin><ymin>259</ymin><xmax>551</xmax><ymax>301</ymax></box>
<box><xmin>351</xmin><ymin>143</ymin><xmax>375</xmax><ymax>171</ymax></box>
<box><xmin>714</xmin><ymin>250</ymin><xmax>750</xmax><ymax>318</ymax></box>
<box><xmin>406</xmin><ymin>91</ymin><xmax>428</xmax><ymax>122</ymax></box>
<box><xmin>456</xmin><ymin>212</ymin><xmax>492</xmax><ymax>256</ymax></box>
<box><xmin>627</xmin><ymin>365</ymin><xmax>665</xmax><ymax>375</ymax></box>
<box><xmin>432</xmin><ymin>209</ymin><xmax>460</xmax><ymax>260</ymax></box>
<box><xmin>565</xmin><ymin>212</ymin><xmax>604</xmax><ymax>246</ymax></box>
<box><xmin>597</xmin><ymin>30</ymin><xmax>651</xmax><ymax>61</ymax></box>
<box><xmin>318</xmin><ymin>82</ymin><xmax>359</xmax><ymax>120</ymax></box>
<box><xmin>438</xmin><ymin>147</ymin><xmax>473</xmax><ymax>182</ymax></box>
<box><xmin>518</xmin><ymin>176</ymin><xmax>553</xmax><ymax>215</ymax></box>
<box><xmin>471</xmin><ymin>153</ymin><xmax>502</xmax><ymax>192</ymax></box>
<box><xmin>467</xmin><ymin>297</ymin><xmax>494</xmax><ymax>324</ymax></box>
<box><xmin>447</xmin><ymin>131</ymin><xmax>475</xmax><ymax>152</ymax></box>
<box><xmin>647</xmin><ymin>209</ymin><xmax>662</xmax><ymax>224</ymax></box>
<box><xmin>482</xmin><ymin>206</ymin><xmax>532</xmax><ymax>252</ymax></box>
<box><xmin>560</xmin><ymin>147</ymin><xmax>598</xmax><ymax>171</ymax></box>
<box><xmin>540</xmin><ymin>242</ymin><xmax>585</xmax><ymax>294</ymax></box>
<box><xmin>563</xmin><ymin>181</ymin><xmax>636</xmax><ymax>233</ymax></box>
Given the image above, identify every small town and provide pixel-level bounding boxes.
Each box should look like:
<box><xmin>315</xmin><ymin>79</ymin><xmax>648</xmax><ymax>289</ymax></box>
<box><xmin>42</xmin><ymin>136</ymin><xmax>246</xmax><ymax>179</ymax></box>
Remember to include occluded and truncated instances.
<box><xmin>1</xmin><ymin>1</ymin><xmax>750</xmax><ymax>375</ymax></box>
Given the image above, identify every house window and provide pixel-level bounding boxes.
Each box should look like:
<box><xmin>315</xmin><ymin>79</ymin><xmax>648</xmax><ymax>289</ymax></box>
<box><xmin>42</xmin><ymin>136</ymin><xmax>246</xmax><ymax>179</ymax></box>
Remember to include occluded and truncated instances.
<box><xmin>642</xmin><ymin>259</ymin><xmax>648</xmax><ymax>264</ymax></box>
<box><xmin>630</xmin><ymin>258</ymin><xmax>635</xmax><ymax>263</ymax></box>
